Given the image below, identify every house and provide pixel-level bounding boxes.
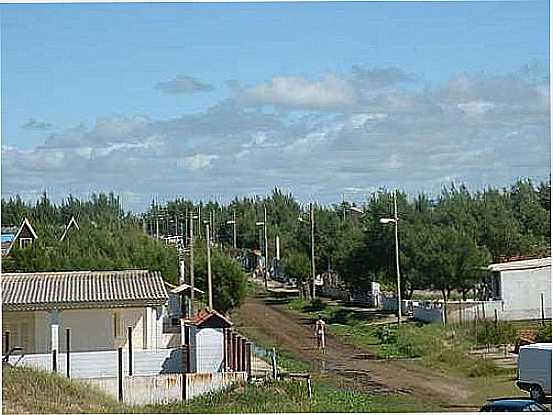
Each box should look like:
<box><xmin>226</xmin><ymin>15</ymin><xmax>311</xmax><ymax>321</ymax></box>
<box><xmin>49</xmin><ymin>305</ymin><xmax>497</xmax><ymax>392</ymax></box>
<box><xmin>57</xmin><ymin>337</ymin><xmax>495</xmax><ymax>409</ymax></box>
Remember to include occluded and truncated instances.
<box><xmin>182</xmin><ymin>309</ymin><xmax>233</xmax><ymax>373</ymax></box>
<box><xmin>486</xmin><ymin>257</ymin><xmax>551</xmax><ymax>320</ymax></box>
<box><xmin>59</xmin><ymin>216</ymin><xmax>79</xmax><ymax>242</ymax></box>
<box><xmin>1</xmin><ymin>270</ymin><xmax>171</xmax><ymax>354</ymax></box>
<box><xmin>1</xmin><ymin>217</ymin><xmax>38</xmax><ymax>256</ymax></box>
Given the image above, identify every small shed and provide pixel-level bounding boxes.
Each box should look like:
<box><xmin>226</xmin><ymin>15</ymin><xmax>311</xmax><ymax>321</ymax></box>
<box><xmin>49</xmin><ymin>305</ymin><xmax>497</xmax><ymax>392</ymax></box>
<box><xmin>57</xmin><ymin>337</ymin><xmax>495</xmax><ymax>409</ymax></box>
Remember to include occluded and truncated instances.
<box><xmin>487</xmin><ymin>257</ymin><xmax>551</xmax><ymax>320</ymax></box>
<box><xmin>182</xmin><ymin>309</ymin><xmax>232</xmax><ymax>373</ymax></box>
<box><xmin>2</xmin><ymin>217</ymin><xmax>38</xmax><ymax>255</ymax></box>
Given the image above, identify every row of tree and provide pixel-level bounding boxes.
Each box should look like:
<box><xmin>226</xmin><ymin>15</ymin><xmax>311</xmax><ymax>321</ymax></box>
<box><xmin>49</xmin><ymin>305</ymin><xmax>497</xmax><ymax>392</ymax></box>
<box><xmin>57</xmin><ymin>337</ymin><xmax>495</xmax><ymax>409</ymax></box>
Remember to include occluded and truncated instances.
<box><xmin>2</xmin><ymin>178</ymin><xmax>550</xmax><ymax>307</ymax></box>
<box><xmin>141</xmin><ymin>179</ymin><xmax>550</xmax><ymax>302</ymax></box>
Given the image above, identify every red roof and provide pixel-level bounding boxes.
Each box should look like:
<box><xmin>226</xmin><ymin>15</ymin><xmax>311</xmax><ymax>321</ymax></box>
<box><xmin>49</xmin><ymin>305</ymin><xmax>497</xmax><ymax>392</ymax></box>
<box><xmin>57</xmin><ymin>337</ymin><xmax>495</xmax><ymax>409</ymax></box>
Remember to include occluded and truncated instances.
<box><xmin>182</xmin><ymin>308</ymin><xmax>233</xmax><ymax>328</ymax></box>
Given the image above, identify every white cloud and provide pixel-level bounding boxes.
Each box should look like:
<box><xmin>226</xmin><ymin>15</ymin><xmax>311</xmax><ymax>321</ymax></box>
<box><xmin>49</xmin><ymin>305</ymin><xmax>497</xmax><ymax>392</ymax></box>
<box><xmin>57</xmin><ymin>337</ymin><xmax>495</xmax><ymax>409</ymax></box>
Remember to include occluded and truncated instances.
<box><xmin>181</xmin><ymin>154</ymin><xmax>219</xmax><ymax>171</ymax></box>
<box><xmin>239</xmin><ymin>74</ymin><xmax>357</xmax><ymax>111</ymax></box>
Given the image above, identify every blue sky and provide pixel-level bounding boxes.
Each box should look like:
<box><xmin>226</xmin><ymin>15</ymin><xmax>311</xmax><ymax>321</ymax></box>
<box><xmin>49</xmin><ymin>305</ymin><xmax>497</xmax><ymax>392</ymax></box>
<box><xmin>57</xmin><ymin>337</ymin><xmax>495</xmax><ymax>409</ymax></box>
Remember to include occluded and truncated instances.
<box><xmin>1</xmin><ymin>1</ymin><xmax>550</xmax><ymax>211</ymax></box>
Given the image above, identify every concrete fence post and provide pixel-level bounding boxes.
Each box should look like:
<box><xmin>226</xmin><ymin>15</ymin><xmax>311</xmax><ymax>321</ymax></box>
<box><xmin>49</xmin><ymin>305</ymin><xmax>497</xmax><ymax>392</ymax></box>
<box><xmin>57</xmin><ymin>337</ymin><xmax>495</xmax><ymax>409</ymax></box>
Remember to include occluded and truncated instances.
<box><xmin>236</xmin><ymin>335</ymin><xmax>243</xmax><ymax>372</ymax></box>
<box><xmin>52</xmin><ymin>349</ymin><xmax>57</xmax><ymax>373</ymax></box>
<box><xmin>127</xmin><ymin>326</ymin><xmax>133</xmax><ymax>376</ymax></box>
<box><xmin>4</xmin><ymin>331</ymin><xmax>10</xmax><ymax>355</ymax></box>
<box><xmin>541</xmin><ymin>293</ymin><xmax>545</xmax><ymax>326</ymax></box>
<box><xmin>232</xmin><ymin>332</ymin><xmax>238</xmax><ymax>371</ymax></box>
<box><xmin>118</xmin><ymin>347</ymin><xmax>123</xmax><ymax>402</ymax></box>
<box><xmin>241</xmin><ymin>337</ymin><xmax>246</xmax><ymax>373</ymax></box>
<box><xmin>66</xmin><ymin>328</ymin><xmax>71</xmax><ymax>378</ymax></box>
<box><xmin>245</xmin><ymin>342</ymin><xmax>252</xmax><ymax>381</ymax></box>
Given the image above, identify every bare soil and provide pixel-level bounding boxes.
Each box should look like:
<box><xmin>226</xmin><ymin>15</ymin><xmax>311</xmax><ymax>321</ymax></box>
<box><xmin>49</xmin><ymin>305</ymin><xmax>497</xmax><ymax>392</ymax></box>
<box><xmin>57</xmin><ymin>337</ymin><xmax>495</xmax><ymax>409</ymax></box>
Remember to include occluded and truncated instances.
<box><xmin>233</xmin><ymin>292</ymin><xmax>477</xmax><ymax>409</ymax></box>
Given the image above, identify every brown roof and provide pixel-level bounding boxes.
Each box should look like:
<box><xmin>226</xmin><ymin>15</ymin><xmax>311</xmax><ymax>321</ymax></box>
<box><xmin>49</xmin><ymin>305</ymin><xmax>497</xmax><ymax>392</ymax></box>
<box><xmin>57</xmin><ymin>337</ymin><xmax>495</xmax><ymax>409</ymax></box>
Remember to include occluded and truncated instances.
<box><xmin>182</xmin><ymin>308</ymin><xmax>232</xmax><ymax>328</ymax></box>
<box><xmin>2</xmin><ymin>270</ymin><xmax>168</xmax><ymax>311</ymax></box>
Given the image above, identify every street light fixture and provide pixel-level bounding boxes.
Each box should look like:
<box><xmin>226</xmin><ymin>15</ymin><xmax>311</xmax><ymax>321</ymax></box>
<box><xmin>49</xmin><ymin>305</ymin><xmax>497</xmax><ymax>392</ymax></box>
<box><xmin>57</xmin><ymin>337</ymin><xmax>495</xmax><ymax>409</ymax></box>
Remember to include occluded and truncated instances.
<box><xmin>298</xmin><ymin>203</ymin><xmax>316</xmax><ymax>299</ymax></box>
<box><xmin>380</xmin><ymin>191</ymin><xmax>402</xmax><ymax>328</ymax></box>
<box><xmin>255</xmin><ymin>207</ymin><xmax>269</xmax><ymax>289</ymax></box>
<box><xmin>226</xmin><ymin>210</ymin><xmax>237</xmax><ymax>250</ymax></box>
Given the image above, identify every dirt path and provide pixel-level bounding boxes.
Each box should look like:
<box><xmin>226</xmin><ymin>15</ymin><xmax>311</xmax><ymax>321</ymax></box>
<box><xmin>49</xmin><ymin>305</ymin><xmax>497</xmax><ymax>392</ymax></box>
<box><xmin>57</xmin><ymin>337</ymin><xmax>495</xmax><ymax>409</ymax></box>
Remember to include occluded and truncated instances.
<box><xmin>233</xmin><ymin>292</ymin><xmax>475</xmax><ymax>409</ymax></box>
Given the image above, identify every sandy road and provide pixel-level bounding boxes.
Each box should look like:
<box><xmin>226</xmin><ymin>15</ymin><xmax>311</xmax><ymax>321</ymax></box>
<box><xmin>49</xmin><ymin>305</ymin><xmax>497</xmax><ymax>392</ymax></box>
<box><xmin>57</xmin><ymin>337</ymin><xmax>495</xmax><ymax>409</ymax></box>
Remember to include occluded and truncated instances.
<box><xmin>233</xmin><ymin>291</ymin><xmax>476</xmax><ymax>409</ymax></box>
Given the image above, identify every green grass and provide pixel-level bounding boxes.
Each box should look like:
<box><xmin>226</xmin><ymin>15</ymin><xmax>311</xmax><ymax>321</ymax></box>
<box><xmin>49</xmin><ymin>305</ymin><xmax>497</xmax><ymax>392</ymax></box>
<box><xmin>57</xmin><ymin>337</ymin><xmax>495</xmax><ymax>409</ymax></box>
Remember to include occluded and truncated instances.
<box><xmin>2</xmin><ymin>366</ymin><xmax>125</xmax><ymax>414</ymax></box>
<box><xmin>141</xmin><ymin>378</ymin><xmax>439</xmax><ymax>413</ymax></box>
<box><xmin>287</xmin><ymin>296</ymin><xmax>518</xmax><ymax>378</ymax></box>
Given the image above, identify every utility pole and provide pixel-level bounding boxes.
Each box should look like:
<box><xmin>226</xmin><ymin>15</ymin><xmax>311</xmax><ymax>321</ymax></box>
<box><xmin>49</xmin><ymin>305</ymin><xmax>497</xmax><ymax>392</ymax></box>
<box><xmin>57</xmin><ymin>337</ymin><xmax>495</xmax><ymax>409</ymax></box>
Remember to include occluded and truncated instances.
<box><xmin>393</xmin><ymin>191</ymin><xmax>402</xmax><ymax>326</ymax></box>
<box><xmin>232</xmin><ymin>210</ymin><xmax>237</xmax><ymax>249</ymax></box>
<box><xmin>174</xmin><ymin>213</ymin><xmax>178</xmax><ymax>236</ymax></box>
<box><xmin>264</xmin><ymin>205</ymin><xmax>269</xmax><ymax>289</ymax></box>
<box><xmin>310</xmin><ymin>202</ymin><xmax>316</xmax><ymax>299</ymax></box>
<box><xmin>155</xmin><ymin>216</ymin><xmax>159</xmax><ymax>240</ymax></box>
<box><xmin>206</xmin><ymin>223</ymin><xmax>213</xmax><ymax>309</ymax></box>
<box><xmin>189</xmin><ymin>212</ymin><xmax>195</xmax><ymax>315</ymax></box>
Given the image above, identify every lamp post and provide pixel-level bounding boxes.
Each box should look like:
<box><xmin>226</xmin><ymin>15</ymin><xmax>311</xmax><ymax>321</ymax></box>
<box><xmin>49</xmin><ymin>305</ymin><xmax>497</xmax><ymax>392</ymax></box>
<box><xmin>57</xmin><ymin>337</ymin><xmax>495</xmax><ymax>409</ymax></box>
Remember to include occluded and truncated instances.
<box><xmin>189</xmin><ymin>212</ymin><xmax>199</xmax><ymax>315</ymax></box>
<box><xmin>226</xmin><ymin>210</ymin><xmax>237</xmax><ymax>249</ymax></box>
<box><xmin>256</xmin><ymin>206</ymin><xmax>269</xmax><ymax>289</ymax></box>
<box><xmin>380</xmin><ymin>191</ymin><xmax>401</xmax><ymax>327</ymax></box>
<box><xmin>205</xmin><ymin>222</ymin><xmax>213</xmax><ymax>310</ymax></box>
<box><xmin>298</xmin><ymin>202</ymin><xmax>316</xmax><ymax>299</ymax></box>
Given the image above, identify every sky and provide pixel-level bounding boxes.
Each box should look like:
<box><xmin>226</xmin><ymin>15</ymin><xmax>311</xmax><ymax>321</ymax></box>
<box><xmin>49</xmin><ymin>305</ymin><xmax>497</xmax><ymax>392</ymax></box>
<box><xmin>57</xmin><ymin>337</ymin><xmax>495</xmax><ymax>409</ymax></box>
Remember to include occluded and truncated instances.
<box><xmin>1</xmin><ymin>1</ymin><xmax>550</xmax><ymax>212</ymax></box>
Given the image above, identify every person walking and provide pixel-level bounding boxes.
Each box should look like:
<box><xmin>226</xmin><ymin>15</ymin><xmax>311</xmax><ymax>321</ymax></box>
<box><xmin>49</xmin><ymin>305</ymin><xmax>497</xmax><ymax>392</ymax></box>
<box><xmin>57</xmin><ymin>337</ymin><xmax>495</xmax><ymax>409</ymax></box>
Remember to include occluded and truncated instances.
<box><xmin>314</xmin><ymin>315</ymin><xmax>326</xmax><ymax>353</ymax></box>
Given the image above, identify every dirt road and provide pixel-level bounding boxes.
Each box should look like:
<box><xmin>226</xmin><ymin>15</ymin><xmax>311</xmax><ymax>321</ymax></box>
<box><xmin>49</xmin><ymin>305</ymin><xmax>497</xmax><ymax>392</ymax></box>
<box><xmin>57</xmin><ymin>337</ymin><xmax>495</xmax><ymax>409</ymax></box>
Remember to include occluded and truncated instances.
<box><xmin>233</xmin><ymin>291</ymin><xmax>475</xmax><ymax>408</ymax></box>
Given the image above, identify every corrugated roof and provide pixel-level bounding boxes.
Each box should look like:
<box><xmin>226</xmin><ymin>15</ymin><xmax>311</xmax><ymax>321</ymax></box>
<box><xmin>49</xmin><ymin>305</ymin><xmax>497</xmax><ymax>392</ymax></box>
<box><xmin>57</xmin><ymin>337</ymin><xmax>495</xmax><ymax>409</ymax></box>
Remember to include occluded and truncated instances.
<box><xmin>488</xmin><ymin>257</ymin><xmax>551</xmax><ymax>272</ymax></box>
<box><xmin>182</xmin><ymin>308</ymin><xmax>233</xmax><ymax>328</ymax></box>
<box><xmin>2</xmin><ymin>270</ymin><xmax>168</xmax><ymax>311</ymax></box>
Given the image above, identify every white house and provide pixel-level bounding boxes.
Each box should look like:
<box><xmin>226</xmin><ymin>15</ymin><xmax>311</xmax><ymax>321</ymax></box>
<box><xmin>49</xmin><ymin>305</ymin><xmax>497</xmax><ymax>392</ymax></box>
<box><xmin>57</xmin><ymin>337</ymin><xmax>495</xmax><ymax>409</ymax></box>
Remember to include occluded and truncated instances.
<box><xmin>487</xmin><ymin>257</ymin><xmax>551</xmax><ymax>320</ymax></box>
<box><xmin>2</xmin><ymin>270</ymin><xmax>171</xmax><ymax>354</ymax></box>
<box><xmin>182</xmin><ymin>309</ymin><xmax>233</xmax><ymax>373</ymax></box>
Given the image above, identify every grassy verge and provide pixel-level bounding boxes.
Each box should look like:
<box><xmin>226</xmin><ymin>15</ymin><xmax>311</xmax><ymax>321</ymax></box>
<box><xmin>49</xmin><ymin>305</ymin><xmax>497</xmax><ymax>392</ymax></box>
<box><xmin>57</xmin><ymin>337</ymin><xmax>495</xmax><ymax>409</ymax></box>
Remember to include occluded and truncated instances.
<box><xmin>2</xmin><ymin>366</ymin><xmax>125</xmax><ymax>414</ymax></box>
<box><xmin>286</xmin><ymin>296</ymin><xmax>521</xmax><ymax>378</ymax></box>
<box><xmin>141</xmin><ymin>378</ymin><xmax>439</xmax><ymax>413</ymax></box>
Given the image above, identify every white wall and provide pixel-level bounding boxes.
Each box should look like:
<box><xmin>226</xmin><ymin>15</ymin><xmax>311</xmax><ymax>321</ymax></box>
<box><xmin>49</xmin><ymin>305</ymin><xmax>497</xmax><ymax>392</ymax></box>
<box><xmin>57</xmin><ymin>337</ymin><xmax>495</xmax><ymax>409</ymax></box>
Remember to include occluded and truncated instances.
<box><xmin>190</xmin><ymin>327</ymin><xmax>224</xmax><ymax>373</ymax></box>
<box><xmin>501</xmin><ymin>267</ymin><xmax>552</xmax><ymax>320</ymax></box>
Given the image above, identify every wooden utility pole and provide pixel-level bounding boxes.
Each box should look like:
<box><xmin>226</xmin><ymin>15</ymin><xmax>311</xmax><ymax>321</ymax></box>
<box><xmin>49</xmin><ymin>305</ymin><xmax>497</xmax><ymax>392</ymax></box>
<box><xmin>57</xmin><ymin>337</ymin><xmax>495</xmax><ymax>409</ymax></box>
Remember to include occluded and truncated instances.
<box><xmin>310</xmin><ymin>202</ymin><xmax>316</xmax><ymax>299</ymax></box>
<box><xmin>264</xmin><ymin>205</ymin><xmax>269</xmax><ymax>289</ymax></box>
<box><xmin>206</xmin><ymin>223</ymin><xmax>213</xmax><ymax>309</ymax></box>
<box><xmin>233</xmin><ymin>210</ymin><xmax>237</xmax><ymax>249</ymax></box>
<box><xmin>189</xmin><ymin>212</ymin><xmax>195</xmax><ymax>315</ymax></box>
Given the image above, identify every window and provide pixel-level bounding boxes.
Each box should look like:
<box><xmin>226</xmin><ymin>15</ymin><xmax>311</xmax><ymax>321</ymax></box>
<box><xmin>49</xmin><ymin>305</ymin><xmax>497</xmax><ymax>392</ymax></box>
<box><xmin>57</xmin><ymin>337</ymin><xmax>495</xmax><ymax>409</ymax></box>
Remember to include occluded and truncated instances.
<box><xmin>113</xmin><ymin>312</ymin><xmax>121</xmax><ymax>337</ymax></box>
<box><xmin>19</xmin><ymin>238</ymin><xmax>32</xmax><ymax>249</ymax></box>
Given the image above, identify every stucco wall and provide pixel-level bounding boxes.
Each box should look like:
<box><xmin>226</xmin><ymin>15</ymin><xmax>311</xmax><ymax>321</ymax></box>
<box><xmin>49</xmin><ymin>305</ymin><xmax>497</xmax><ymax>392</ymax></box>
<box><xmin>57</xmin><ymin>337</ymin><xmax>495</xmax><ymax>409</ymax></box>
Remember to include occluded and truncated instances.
<box><xmin>2</xmin><ymin>307</ymin><xmax>158</xmax><ymax>354</ymax></box>
<box><xmin>190</xmin><ymin>327</ymin><xmax>224</xmax><ymax>373</ymax></box>
<box><xmin>501</xmin><ymin>267</ymin><xmax>551</xmax><ymax>320</ymax></box>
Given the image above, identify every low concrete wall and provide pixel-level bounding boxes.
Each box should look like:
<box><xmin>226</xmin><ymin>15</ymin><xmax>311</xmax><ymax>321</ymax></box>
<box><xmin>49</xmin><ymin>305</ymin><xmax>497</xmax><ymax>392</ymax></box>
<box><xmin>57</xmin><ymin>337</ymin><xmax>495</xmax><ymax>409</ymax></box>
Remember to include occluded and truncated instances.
<box><xmin>83</xmin><ymin>372</ymin><xmax>247</xmax><ymax>405</ymax></box>
<box><xmin>8</xmin><ymin>348</ymin><xmax>181</xmax><ymax>378</ymax></box>
<box><xmin>382</xmin><ymin>296</ymin><xmax>413</xmax><ymax>314</ymax></box>
<box><xmin>320</xmin><ymin>286</ymin><xmax>350</xmax><ymax>302</ymax></box>
<box><xmin>412</xmin><ymin>300</ymin><xmax>545</xmax><ymax>324</ymax></box>
<box><xmin>413</xmin><ymin>304</ymin><xmax>444</xmax><ymax>323</ymax></box>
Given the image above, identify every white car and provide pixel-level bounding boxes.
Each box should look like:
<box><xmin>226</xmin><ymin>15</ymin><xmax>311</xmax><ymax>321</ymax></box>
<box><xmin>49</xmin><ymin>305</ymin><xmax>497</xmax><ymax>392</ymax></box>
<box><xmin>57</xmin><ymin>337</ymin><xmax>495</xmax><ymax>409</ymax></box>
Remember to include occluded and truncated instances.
<box><xmin>517</xmin><ymin>343</ymin><xmax>552</xmax><ymax>403</ymax></box>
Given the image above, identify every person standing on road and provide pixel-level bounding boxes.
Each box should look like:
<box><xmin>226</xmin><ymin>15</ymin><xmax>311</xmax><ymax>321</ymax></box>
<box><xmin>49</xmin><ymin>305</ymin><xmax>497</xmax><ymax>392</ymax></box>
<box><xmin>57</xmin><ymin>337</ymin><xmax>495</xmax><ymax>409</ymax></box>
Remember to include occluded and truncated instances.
<box><xmin>314</xmin><ymin>315</ymin><xmax>326</xmax><ymax>353</ymax></box>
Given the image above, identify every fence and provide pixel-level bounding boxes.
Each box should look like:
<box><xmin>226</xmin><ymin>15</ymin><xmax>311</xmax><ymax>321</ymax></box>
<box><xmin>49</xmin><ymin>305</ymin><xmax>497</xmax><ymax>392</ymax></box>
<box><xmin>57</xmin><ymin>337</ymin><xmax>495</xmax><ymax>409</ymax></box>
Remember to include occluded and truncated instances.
<box><xmin>413</xmin><ymin>300</ymin><xmax>509</xmax><ymax>324</ymax></box>
<box><xmin>83</xmin><ymin>372</ymin><xmax>247</xmax><ymax>405</ymax></box>
<box><xmin>7</xmin><ymin>348</ymin><xmax>181</xmax><ymax>378</ymax></box>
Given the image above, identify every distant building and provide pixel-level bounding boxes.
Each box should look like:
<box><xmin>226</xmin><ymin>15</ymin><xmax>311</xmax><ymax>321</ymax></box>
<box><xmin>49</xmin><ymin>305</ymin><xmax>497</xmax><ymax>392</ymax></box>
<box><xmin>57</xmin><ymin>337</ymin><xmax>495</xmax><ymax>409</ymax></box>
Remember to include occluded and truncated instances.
<box><xmin>1</xmin><ymin>270</ymin><xmax>173</xmax><ymax>354</ymax></box>
<box><xmin>59</xmin><ymin>216</ymin><xmax>80</xmax><ymax>242</ymax></box>
<box><xmin>1</xmin><ymin>217</ymin><xmax>38</xmax><ymax>256</ymax></box>
<box><xmin>486</xmin><ymin>257</ymin><xmax>551</xmax><ymax>320</ymax></box>
<box><xmin>182</xmin><ymin>309</ymin><xmax>233</xmax><ymax>373</ymax></box>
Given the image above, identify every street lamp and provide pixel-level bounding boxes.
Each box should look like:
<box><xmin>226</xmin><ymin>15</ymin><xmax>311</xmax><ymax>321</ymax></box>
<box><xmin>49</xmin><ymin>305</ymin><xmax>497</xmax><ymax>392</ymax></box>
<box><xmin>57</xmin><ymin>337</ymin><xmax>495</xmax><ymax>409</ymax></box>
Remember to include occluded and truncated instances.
<box><xmin>255</xmin><ymin>207</ymin><xmax>269</xmax><ymax>289</ymax></box>
<box><xmin>226</xmin><ymin>210</ymin><xmax>237</xmax><ymax>249</ymax></box>
<box><xmin>380</xmin><ymin>191</ymin><xmax>402</xmax><ymax>327</ymax></box>
<box><xmin>204</xmin><ymin>220</ymin><xmax>213</xmax><ymax>310</ymax></box>
<box><xmin>298</xmin><ymin>202</ymin><xmax>316</xmax><ymax>299</ymax></box>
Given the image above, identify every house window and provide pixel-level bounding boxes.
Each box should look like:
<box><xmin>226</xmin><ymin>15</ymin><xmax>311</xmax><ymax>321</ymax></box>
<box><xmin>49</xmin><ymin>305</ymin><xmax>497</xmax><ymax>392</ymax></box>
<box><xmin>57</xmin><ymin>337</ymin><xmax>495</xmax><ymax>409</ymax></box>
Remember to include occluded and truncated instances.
<box><xmin>113</xmin><ymin>312</ymin><xmax>122</xmax><ymax>337</ymax></box>
<box><xmin>19</xmin><ymin>238</ymin><xmax>32</xmax><ymax>249</ymax></box>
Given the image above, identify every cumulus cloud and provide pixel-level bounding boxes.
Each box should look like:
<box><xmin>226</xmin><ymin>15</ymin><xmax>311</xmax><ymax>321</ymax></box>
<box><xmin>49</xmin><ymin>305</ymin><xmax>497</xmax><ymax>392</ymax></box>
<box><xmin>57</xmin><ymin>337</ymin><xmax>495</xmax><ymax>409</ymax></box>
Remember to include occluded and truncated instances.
<box><xmin>237</xmin><ymin>74</ymin><xmax>357</xmax><ymax>111</ymax></box>
<box><xmin>181</xmin><ymin>154</ymin><xmax>219</xmax><ymax>171</ymax></box>
<box><xmin>155</xmin><ymin>75</ymin><xmax>215</xmax><ymax>94</ymax></box>
<box><xmin>21</xmin><ymin>118</ymin><xmax>53</xmax><ymax>130</ymax></box>
<box><xmin>2</xmin><ymin>65</ymin><xmax>549</xmax><ymax>211</ymax></box>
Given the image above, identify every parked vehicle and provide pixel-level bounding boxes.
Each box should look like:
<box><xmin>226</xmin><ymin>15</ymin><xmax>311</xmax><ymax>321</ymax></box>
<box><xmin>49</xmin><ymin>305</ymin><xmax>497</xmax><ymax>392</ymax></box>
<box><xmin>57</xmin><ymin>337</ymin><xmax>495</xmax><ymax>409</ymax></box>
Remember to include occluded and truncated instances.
<box><xmin>516</xmin><ymin>343</ymin><xmax>552</xmax><ymax>403</ymax></box>
<box><xmin>480</xmin><ymin>398</ymin><xmax>548</xmax><ymax>412</ymax></box>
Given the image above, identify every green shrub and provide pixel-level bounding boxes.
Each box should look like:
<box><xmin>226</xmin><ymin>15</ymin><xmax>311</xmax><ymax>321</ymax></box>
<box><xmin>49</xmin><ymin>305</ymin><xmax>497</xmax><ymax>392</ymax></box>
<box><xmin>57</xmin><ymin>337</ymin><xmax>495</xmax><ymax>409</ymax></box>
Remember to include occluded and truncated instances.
<box><xmin>536</xmin><ymin>323</ymin><xmax>552</xmax><ymax>342</ymax></box>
